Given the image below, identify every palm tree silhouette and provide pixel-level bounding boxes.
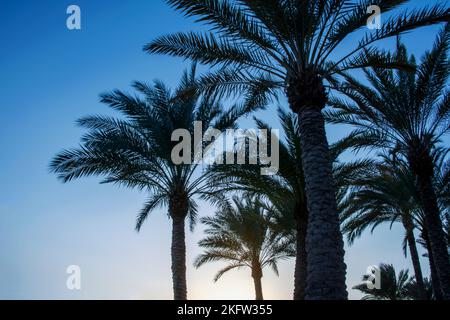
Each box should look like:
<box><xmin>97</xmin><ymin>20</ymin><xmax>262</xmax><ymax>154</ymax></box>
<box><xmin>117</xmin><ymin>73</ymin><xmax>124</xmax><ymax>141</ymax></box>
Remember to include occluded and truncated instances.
<box><xmin>340</xmin><ymin>157</ymin><xmax>428</xmax><ymax>299</ymax></box>
<box><xmin>329</xmin><ymin>26</ymin><xmax>450</xmax><ymax>298</ymax></box>
<box><xmin>50</xmin><ymin>66</ymin><xmax>244</xmax><ymax>300</ymax></box>
<box><xmin>207</xmin><ymin>109</ymin><xmax>308</xmax><ymax>299</ymax></box>
<box><xmin>207</xmin><ymin>108</ymin><xmax>369</xmax><ymax>299</ymax></box>
<box><xmin>146</xmin><ymin>0</ymin><xmax>449</xmax><ymax>300</ymax></box>
<box><xmin>194</xmin><ymin>196</ymin><xmax>295</xmax><ymax>300</ymax></box>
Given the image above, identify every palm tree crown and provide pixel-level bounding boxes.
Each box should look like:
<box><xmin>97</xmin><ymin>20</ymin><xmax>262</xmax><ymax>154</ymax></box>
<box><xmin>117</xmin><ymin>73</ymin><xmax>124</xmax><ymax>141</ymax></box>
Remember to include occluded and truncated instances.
<box><xmin>148</xmin><ymin>0</ymin><xmax>448</xmax><ymax>105</ymax></box>
<box><xmin>194</xmin><ymin>196</ymin><xmax>295</xmax><ymax>300</ymax></box>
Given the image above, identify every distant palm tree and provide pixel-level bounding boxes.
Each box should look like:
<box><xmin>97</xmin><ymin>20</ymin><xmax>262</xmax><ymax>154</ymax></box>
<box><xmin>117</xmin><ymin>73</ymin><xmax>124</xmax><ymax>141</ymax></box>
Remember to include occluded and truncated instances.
<box><xmin>353</xmin><ymin>264</ymin><xmax>413</xmax><ymax>300</ymax></box>
<box><xmin>194</xmin><ymin>196</ymin><xmax>294</xmax><ymax>300</ymax></box>
<box><xmin>146</xmin><ymin>0</ymin><xmax>449</xmax><ymax>300</ymax></box>
<box><xmin>328</xmin><ymin>26</ymin><xmax>450</xmax><ymax>298</ymax></box>
<box><xmin>340</xmin><ymin>157</ymin><xmax>428</xmax><ymax>299</ymax></box>
<box><xmin>50</xmin><ymin>66</ymin><xmax>244</xmax><ymax>300</ymax></box>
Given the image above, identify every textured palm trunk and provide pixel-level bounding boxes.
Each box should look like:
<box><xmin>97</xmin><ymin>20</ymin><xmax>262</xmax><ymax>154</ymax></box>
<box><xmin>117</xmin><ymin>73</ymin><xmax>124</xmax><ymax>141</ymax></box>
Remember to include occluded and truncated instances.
<box><xmin>293</xmin><ymin>212</ymin><xmax>307</xmax><ymax>300</ymax></box>
<box><xmin>287</xmin><ymin>70</ymin><xmax>347</xmax><ymax>300</ymax></box>
<box><xmin>297</xmin><ymin>106</ymin><xmax>347</xmax><ymax>300</ymax></box>
<box><xmin>252</xmin><ymin>264</ymin><xmax>263</xmax><ymax>300</ymax></box>
<box><xmin>424</xmin><ymin>230</ymin><xmax>443</xmax><ymax>300</ymax></box>
<box><xmin>402</xmin><ymin>215</ymin><xmax>426</xmax><ymax>300</ymax></box>
<box><xmin>171</xmin><ymin>214</ymin><xmax>187</xmax><ymax>300</ymax></box>
<box><xmin>416</xmin><ymin>173</ymin><xmax>450</xmax><ymax>299</ymax></box>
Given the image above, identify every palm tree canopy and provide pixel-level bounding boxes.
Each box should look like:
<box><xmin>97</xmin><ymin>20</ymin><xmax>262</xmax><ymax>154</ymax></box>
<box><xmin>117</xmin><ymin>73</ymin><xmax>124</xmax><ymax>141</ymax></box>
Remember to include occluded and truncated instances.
<box><xmin>340</xmin><ymin>156</ymin><xmax>421</xmax><ymax>244</ymax></box>
<box><xmin>207</xmin><ymin>108</ymin><xmax>306</xmax><ymax>233</ymax></box>
<box><xmin>327</xmin><ymin>23</ymin><xmax>450</xmax><ymax>166</ymax></box>
<box><xmin>50</xmin><ymin>65</ymin><xmax>243</xmax><ymax>230</ymax></box>
<box><xmin>194</xmin><ymin>196</ymin><xmax>295</xmax><ymax>282</ymax></box>
<box><xmin>146</xmin><ymin>0</ymin><xmax>449</xmax><ymax>110</ymax></box>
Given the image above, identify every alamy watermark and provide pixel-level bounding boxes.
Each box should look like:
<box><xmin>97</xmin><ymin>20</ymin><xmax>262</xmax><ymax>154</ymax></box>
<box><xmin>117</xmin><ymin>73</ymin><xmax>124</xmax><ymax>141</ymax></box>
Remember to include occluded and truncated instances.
<box><xmin>66</xmin><ymin>5</ymin><xmax>81</xmax><ymax>30</ymax></box>
<box><xmin>66</xmin><ymin>265</ymin><xmax>81</xmax><ymax>290</ymax></box>
<box><xmin>367</xmin><ymin>5</ymin><xmax>381</xmax><ymax>30</ymax></box>
<box><xmin>364</xmin><ymin>265</ymin><xmax>381</xmax><ymax>290</ymax></box>
<box><xmin>171</xmin><ymin>121</ymin><xmax>279</xmax><ymax>175</ymax></box>
<box><xmin>66</xmin><ymin>4</ymin><xmax>380</xmax><ymax>31</ymax></box>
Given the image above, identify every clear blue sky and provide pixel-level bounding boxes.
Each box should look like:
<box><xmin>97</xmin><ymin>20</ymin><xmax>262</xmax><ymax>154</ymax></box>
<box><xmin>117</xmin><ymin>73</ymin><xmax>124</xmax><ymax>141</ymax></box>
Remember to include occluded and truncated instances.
<box><xmin>0</xmin><ymin>0</ymin><xmax>448</xmax><ymax>299</ymax></box>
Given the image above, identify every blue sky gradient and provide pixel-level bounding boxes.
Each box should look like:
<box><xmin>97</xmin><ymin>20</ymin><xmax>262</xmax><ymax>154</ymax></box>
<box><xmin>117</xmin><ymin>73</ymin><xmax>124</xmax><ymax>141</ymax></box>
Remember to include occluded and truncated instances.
<box><xmin>0</xmin><ymin>0</ymin><xmax>448</xmax><ymax>299</ymax></box>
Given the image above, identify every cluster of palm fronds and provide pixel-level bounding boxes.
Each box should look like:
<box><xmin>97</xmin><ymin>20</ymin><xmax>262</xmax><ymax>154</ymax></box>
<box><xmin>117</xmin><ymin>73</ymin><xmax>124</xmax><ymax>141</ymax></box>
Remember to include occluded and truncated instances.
<box><xmin>50</xmin><ymin>1</ymin><xmax>450</xmax><ymax>300</ymax></box>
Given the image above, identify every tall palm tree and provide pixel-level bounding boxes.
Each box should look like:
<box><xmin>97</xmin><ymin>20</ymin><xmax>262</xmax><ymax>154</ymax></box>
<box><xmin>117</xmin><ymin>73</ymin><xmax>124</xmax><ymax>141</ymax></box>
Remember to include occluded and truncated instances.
<box><xmin>340</xmin><ymin>158</ymin><xmax>428</xmax><ymax>299</ymax></box>
<box><xmin>49</xmin><ymin>66</ymin><xmax>243</xmax><ymax>300</ymax></box>
<box><xmin>194</xmin><ymin>196</ymin><xmax>295</xmax><ymax>300</ymax></box>
<box><xmin>353</xmin><ymin>263</ymin><xmax>413</xmax><ymax>300</ymax></box>
<box><xmin>328</xmin><ymin>26</ymin><xmax>450</xmax><ymax>298</ymax></box>
<box><xmin>146</xmin><ymin>0</ymin><xmax>449</xmax><ymax>300</ymax></box>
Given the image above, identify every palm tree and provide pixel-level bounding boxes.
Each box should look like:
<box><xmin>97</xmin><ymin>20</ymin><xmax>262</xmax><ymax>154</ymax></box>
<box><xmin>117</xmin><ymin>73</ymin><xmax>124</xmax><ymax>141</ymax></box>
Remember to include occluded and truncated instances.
<box><xmin>340</xmin><ymin>157</ymin><xmax>428</xmax><ymax>299</ymax></box>
<box><xmin>207</xmin><ymin>108</ymin><xmax>369</xmax><ymax>299</ymax></box>
<box><xmin>194</xmin><ymin>196</ymin><xmax>295</xmax><ymax>300</ymax></box>
<box><xmin>207</xmin><ymin>108</ymin><xmax>308</xmax><ymax>299</ymax></box>
<box><xmin>146</xmin><ymin>0</ymin><xmax>449</xmax><ymax>300</ymax></box>
<box><xmin>353</xmin><ymin>263</ymin><xmax>413</xmax><ymax>300</ymax></box>
<box><xmin>328</xmin><ymin>26</ymin><xmax>450</xmax><ymax>298</ymax></box>
<box><xmin>49</xmin><ymin>66</ymin><xmax>243</xmax><ymax>300</ymax></box>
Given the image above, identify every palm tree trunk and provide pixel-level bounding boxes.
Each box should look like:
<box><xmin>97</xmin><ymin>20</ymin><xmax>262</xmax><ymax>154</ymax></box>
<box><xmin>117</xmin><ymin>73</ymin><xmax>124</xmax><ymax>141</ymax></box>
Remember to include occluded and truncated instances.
<box><xmin>252</xmin><ymin>264</ymin><xmax>263</xmax><ymax>300</ymax></box>
<box><xmin>417</xmin><ymin>173</ymin><xmax>450</xmax><ymax>299</ymax></box>
<box><xmin>424</xmin><ymin>229</ymin><xmax>443</xmax><ymax>300</ymax></box>
<box><xmin>294</xmin><ymin>213</ymin><xmax>307</xmax><ymax>300</ymax></box>
<box><xmin>252</xmin><ymin>276</ymin><xmax>264</xmax><ymax>301</ymax></box>
<box><xmin>296</xmin><ymin>105</ymin><xmax>347</xmax><ymax>300</ymax></box>
<box><xmin>287</xmin><ymin>70</ymin><xmax>347</xmax><ymax>300</ymax></box>
<box><xmin>402</xmin><ymin>216</ymin><xmax>426</xmax><ymax>299</ymax></box>
<box><xmin>171</xmin><ymin>214</ymin><xmax>187</xmax><ymax>300</ymax></box>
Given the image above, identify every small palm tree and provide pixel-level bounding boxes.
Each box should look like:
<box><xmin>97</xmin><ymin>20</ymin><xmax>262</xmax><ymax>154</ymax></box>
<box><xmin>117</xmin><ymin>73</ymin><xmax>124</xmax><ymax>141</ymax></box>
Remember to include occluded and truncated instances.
<box><xmin>49</xmin><ymin>66</ymin><xmax>243</xmax><ymax>300</ymax></box>
<box><xmin>340</xmin><ymin>157</ymin><xmax>428</xmax><ymax>299</ymax></box>
<box><xmin>194</xmin><ymin>196</ymin><xmax>295</xmax><ymax>300</ymax></box>
<box><xmin>146</xmin><ymin>0</ymin><xmax>449</xmax><ymax>300</ymax></box>
<box><xmin>353</xmin><ymin>264</ymin><xmax>413</xmax><ymax>300</ymax></box>
<box><xmin>329</xmin><ymin>26</ymin><xmax>450</xmax><ymax>298</ymax></box>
